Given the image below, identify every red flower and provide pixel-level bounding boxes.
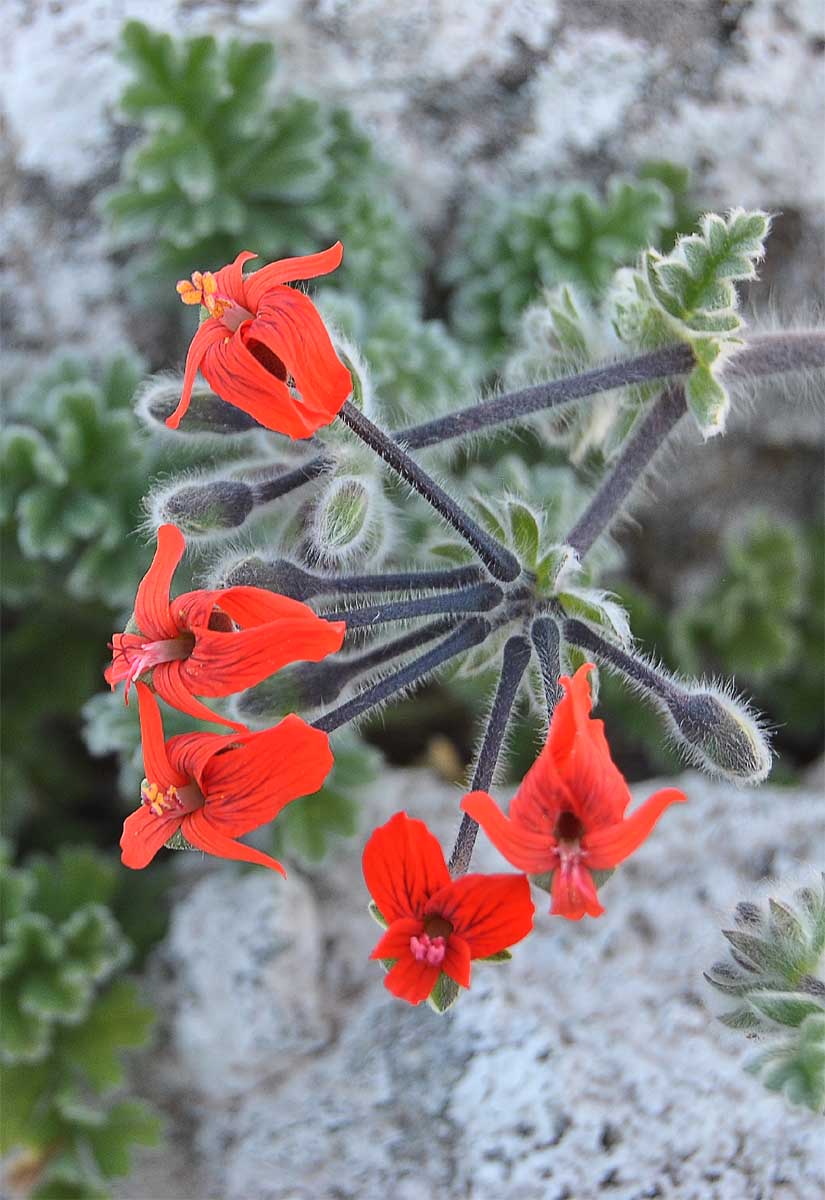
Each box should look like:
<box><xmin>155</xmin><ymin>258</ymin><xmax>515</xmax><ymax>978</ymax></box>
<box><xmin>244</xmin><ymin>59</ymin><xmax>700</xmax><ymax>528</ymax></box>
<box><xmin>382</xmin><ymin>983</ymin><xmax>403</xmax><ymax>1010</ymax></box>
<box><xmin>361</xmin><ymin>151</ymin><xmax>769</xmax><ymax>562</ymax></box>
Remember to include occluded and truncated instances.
<box><xmin>107</xmin><ymin>524</ymin><xmax>345</xmax><ymax>728</ymax></box>
<box><xmin>121</xmin><ymin>683</ymin><xmax>333</xmax><ymax>872</ymax></box>
<box><xmin>169</xmin><ymin>244</ymin><xmax>352</xmax><ymax>438</ymax></box>
<box><xmin>363</xmin><ymin>812</ymin><xmax>534</xmax><ymax>1005</ymax></box>
<box><xmin>461</xmin><ymin>664</ymin><xmax>686</xmax><ymax>920</ymax></box>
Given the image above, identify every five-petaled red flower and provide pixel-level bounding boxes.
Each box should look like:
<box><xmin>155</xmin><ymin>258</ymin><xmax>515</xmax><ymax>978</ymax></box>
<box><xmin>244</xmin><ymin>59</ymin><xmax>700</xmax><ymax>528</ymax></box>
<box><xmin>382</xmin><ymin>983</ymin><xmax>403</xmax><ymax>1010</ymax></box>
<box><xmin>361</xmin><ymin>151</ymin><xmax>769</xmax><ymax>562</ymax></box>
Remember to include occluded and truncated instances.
<box><xmin>363</xmin><ymin>812</ymin><xmax>534</xmax><ymax>1005</ymax></box>
<box><xmin>107</xmin><ymin>524</ymin><xmax>346</xmax><ymax>729</ymax></box>
<box><xmin>461</xmin><ymin>664</ymin><xmax>686</xmax><ymax>920</ymax></box>
<box><xmin>121</xmin><ymin>682</ymin><xmax>333</xmax><ymax>872</ymax></box>
<box><xmin>170</xmin><ymin>244</ymin><xmax>352</xmax><ymax>438</ymax></box>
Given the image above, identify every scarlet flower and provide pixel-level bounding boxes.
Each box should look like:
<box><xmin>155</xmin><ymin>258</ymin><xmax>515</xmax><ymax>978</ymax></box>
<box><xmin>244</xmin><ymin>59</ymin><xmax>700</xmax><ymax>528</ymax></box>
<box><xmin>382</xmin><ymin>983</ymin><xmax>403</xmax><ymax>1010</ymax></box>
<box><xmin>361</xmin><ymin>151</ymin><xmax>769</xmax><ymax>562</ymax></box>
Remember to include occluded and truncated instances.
<box><xmin>169</xmin><ymin>243</ymin><xmax>352</xmax><ymax>438</ymax></box>
<box><xmin>121</xmin><ymin>683</ymin><xmax>333</xmax><ymax>872</ymax></box>
<box><xmin>461</xmin><ymin>664</ymin><xmax>686</xmax><ymax>920</ymax></box>
<box><xmin>363</xmin><ymin>812</ymin><xmax>534</xmax><ymax>1006</ymax></box>
<box><xmin>107</xmin><ymin>524</ymin><xmax>345</xmax><ymax>728</ymax></box>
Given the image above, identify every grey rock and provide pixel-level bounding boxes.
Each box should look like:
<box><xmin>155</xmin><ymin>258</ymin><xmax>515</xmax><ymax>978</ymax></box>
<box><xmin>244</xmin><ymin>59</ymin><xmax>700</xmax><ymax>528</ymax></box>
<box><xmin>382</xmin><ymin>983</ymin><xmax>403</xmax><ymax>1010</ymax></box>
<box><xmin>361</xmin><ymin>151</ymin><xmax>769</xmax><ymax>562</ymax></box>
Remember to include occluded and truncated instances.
<box><xmin>118</xmin><ymin>767</ymin><xmax>824</xmax><ymax>1200</ymax></box>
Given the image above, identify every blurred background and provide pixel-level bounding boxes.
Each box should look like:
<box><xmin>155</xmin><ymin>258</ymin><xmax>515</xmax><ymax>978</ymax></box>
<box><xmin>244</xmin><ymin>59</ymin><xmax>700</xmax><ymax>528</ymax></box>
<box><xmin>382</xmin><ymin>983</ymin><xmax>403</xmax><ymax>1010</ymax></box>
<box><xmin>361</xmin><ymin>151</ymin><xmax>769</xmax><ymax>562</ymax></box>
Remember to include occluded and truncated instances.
<box><xmin>2</xmin><ymin>2</ymin><xmax>823</xmax><ymax>1198</ymax></box>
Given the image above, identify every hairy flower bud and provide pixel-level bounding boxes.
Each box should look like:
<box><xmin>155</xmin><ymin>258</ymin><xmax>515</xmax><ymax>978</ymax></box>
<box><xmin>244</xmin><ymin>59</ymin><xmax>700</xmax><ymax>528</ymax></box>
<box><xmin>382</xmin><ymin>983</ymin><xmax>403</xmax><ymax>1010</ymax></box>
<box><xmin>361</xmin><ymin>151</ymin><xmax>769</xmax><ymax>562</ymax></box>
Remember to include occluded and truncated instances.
<box><xmin>157</xmin><ymin>478</ymin><xmax>255</xmax><ymax>537</ymax></box>
<box><xmin>310</xmin><ymin>474</ymin><xmax>388</xmax><ymax>566</ymax></box>
<box><xmin>137</xmin><ymin>376</ymin><xmax>263</xmax><ymax>436</ymax></box>
<box><xmin>660</xmin><ymin>682</ymin><xmax>772</xmax><ymax>785</ymax></box>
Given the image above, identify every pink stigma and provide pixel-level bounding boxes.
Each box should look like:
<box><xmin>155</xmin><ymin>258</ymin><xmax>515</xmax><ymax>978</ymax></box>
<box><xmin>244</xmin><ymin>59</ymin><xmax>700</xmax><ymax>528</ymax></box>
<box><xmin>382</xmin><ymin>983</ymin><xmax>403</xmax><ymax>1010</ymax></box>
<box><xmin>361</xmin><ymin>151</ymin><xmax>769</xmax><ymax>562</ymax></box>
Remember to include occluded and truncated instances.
<box><xmin>410</xmin><ymin>933</ymin><xmax>447</xmax><ymax>966</ymax></box>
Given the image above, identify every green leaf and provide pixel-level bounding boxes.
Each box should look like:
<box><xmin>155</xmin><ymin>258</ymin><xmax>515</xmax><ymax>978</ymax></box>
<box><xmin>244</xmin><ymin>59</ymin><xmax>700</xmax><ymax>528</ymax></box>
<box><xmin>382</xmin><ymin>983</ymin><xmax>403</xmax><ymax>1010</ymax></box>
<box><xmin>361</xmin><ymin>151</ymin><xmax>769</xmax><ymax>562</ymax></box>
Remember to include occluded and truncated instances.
<box><xmin>685</xmin><ymin>362</ymin><xmax>729</xmax><ymax>438</ymax></box>
<box><xmin>28</xmin><ymin>848</ymin><xmax>117</xmax><ymax>924</ymax></box>
<box><xmin>748</xmin><ymin>990</ymin><xmax>825</xmax><ymax>1028</ymax></box>
<box><xmin>85</xmin><ymin>1100</ymin><xmax>163</xmax><ymax>1178</ymax></box>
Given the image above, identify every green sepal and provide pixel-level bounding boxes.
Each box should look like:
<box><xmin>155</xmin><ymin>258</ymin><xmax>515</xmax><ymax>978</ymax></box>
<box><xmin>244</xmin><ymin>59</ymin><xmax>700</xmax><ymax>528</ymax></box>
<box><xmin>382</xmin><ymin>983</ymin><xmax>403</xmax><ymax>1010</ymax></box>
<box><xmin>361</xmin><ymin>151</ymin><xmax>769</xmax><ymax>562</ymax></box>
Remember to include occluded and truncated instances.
<box><xmin>478</xmin><ymin>948</ymin><xmax>513</xmax><ymax>964</ymax></box>
<box><xmin>163</xmin><ymin>829</ymin><xmax>198</xmax><ymax>852</ymax></box>
<box><xmin>426</xmin><ymin>972</ymin><xmax>462</xmax><ymax>1014</ymax></box>
<box><xmin>367</xmin><ymin>901</ymin><xmax>388</xmax><ymax>929</ymax></box>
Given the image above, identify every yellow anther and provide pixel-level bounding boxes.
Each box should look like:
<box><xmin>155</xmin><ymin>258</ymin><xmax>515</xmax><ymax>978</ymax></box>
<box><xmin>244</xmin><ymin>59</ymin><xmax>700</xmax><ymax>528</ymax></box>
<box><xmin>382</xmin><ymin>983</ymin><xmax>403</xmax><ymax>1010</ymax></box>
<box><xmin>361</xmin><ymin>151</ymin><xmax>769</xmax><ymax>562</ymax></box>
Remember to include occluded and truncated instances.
<box><xmin>175</xmin><ymin>270</ymin><xmax>231</xmax><ymax>319</ymax></box>
<box><xmin>141</xmin><ymin>780</ymin><xmax>179</xmax><ymax>816</ymax></box>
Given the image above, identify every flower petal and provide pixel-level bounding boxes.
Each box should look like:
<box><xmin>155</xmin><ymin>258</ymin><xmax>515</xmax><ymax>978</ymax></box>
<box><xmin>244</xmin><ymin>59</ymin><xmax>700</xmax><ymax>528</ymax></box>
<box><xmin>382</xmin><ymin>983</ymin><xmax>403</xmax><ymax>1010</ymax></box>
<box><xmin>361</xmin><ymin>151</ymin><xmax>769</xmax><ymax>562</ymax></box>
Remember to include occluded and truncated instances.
<box><xmin>460</xmin><ymin>791</ymin><xmax>555</xmax><ymax>874</ymax></box>
<box><xmin>167</xmin><ymin>319</ymin><xmax>227</xmax><ymax>430</ymax></box>
<box><xmin>383</xmin><ymin>954</ymin><xmax>441</xmax><ymax>1006</ymax></box>
<box><xmin>180</xmin><ymin>618</ymin><xmax>346</xmax><ymax>698</ymax></box>
<box><xmin>199</xmin><ymin>715</ymin><xmax>334</xmax><ymax>833</ymax></box>
<box><xmin>550</xmin><ymin>862</ymin><xmax>604</xmax><ymax>920</ymax></box>
<box><xmin>369</xmin><ymin>917</ymin><xmax>424</xmax><ymax>961</ymax></box>
<box><xmin>442</xmin><ymin>934</ymin><xmax>472</xmax><ymax>989</ymax></box>
<box><xmin>429</xmin><ymin>873</ymin><xmax>535</xmax><ymax>959</ymax></box>
<box><xmin>362</xmin><ymin>812</ymin><xmax>451</xmax><ymax>925</ymax></box>
<box><xmin>152</xmin><ymin>661</ymin><xmax>247</xmax><ymax>730</ymax></box>
<box><xmin>245</xmin><ymin>287</ymin><xmax>352</xmax><ymax>427</ymax></box>
<box><xmin>214</xmin><ymin>250</ymin><xmax>257</xmax><ymax>305</ymax></box>
<box><xmin>182</xmin><ymin>809</ymin><xmax>287</xmax><ymax>875</ymax></box>
<box><xmin>136</xmin><ymin>683</ymin><xmax>187</xmax><ymax>789</ymax></box>
<box><xmin>198</xmin><ymin>325</ymin><xmax>326</xmax><ymax>438</ymax></box>
<box><xmin>120</xmin><ymin>805</ymin><xmax>182</xmax><ymax>870</ymax></box>
<box><xmin>583</xmin><ymin>787</ymin><xmax>687</xmax><ymax>869</ymax></box>
<box><xmin>243</xmin><ymin>243</ymin><xmax>344</xmax><ymax>312</ymax></box>
<box><xmin>215</xmin><ymin>586</ymin><xmax>338</xmax><ymax>628</ymax></box>
<box><xmin>134</xmin><ymin>524</ymin><xmax>184</xmax><ymax>640</ymax></box>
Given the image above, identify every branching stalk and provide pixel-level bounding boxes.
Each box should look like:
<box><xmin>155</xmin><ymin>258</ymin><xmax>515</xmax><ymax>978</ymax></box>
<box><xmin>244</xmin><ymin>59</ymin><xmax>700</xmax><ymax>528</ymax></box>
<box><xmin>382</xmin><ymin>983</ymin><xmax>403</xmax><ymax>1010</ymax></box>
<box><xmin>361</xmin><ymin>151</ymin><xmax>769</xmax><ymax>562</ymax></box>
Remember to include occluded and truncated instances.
<box><xmin>448</xmin><ymin>635</ymin><xmax>532</xmax><ymax>877</ymax></box>
<box><xmin>320</xmin><ymin>582</ymin><xmax>502</xmax><ymax>627</ymax></box>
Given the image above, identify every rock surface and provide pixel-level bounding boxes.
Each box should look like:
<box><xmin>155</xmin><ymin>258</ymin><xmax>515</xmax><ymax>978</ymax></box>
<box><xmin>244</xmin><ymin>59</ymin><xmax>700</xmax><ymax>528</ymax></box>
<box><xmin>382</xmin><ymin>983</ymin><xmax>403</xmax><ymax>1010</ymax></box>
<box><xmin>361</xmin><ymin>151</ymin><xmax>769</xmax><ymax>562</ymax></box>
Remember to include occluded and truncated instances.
<box><xmin>118</xmin><ymin>767</ymin><xmax>824</xmax><ymax>1200</ymax></box>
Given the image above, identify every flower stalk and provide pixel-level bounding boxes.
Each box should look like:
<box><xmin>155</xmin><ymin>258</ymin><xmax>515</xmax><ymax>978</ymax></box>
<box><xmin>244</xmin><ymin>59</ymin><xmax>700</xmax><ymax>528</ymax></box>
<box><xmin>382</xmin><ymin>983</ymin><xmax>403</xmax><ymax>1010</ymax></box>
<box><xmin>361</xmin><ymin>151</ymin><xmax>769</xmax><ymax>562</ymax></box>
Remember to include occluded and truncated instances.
<box><xmin>320</xmin><ymin>582</ymin><xmax>502</xmax><ymax>627</ymax></box>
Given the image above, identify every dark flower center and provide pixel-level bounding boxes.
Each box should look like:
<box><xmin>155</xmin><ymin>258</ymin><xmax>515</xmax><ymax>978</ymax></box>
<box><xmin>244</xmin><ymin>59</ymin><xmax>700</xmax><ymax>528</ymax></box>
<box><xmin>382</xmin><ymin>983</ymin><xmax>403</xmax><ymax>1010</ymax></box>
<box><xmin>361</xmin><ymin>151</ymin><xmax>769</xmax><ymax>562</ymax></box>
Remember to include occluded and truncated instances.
<box><xmin>554</xmin><ymin>811</ymin><xmax>584</xmax><ymax>842</ymax></box>
<box><xmin>424</xmin><ymin>914</ymin><xmax>454</xmax><ymax>939</ymax></box>
<box><xmin>248</xmin><ymin>339</ymin><xmax>288</xmax><ymax>380</ymax></box>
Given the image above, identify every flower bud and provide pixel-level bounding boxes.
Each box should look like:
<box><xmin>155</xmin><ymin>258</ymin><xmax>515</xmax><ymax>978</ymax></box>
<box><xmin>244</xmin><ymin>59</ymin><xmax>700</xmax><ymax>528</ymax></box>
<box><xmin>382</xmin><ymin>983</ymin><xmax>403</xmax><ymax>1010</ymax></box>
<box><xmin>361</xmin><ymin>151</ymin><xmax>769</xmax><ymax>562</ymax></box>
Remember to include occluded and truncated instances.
<box><xmin>137</xmin><ymin>376</ymin><xmax>262</xmax><ymax>436</ymax></box>
<box><xmin>661</xmin><ymin>682</ymin><xmax>772</xmax><ymax>785</ymax></box>
<box><xmin>157</xmin><ymin>478</ymin><xmax>254</xmax><ymax>537</ymax></box>
<box><xmin>219</xmin><ymin>556</ymin><xmax>320</xmax><ymax>600</ymax></box>
<box><xmin>310</xmin><ymin>474</ymin><xmax>388</xmax><ymax>566</ymax></box>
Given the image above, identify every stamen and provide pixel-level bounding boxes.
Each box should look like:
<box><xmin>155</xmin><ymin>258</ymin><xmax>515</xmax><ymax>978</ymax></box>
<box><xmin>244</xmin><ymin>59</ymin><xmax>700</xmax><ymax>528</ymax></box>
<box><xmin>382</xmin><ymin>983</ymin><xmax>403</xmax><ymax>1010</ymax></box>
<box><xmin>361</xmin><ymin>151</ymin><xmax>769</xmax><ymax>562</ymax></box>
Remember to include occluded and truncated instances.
<box><xmin>175</xmin><ymin>270</ymin><xmax>232</xmax><ymax>319</ymax></box>
<box><xmin>409</xmin><ymin>932</ymin><xmax>447</xmax><ymax>966</ymax></box>
<box><xmin>141</xmin><ymin>780</ymin><xmax>181</xmax><ymax>816</ymax></box>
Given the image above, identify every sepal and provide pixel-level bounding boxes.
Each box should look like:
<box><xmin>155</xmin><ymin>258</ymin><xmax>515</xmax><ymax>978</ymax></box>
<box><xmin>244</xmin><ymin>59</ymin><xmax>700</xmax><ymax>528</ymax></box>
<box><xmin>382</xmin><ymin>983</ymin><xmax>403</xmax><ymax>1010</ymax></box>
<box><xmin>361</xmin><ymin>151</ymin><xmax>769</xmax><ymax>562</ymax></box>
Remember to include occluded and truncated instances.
<box><xmin>426</xmin><ymin>972</ymin><xmax>462</xmax><ymax>1014</ymax></box>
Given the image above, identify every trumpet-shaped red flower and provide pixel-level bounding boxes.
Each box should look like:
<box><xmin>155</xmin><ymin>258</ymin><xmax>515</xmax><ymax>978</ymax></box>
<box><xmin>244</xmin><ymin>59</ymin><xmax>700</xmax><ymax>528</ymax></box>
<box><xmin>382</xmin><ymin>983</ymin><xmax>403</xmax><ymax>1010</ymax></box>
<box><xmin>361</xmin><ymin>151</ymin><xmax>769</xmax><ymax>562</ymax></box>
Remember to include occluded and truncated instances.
<box><xmin>363</xmin><ymin>812</ymin><xmax>534</xmax><ymax>1005</ymax></box>
<box><xmin>169</xmin><ymin>243</ymin><xmax>352</xmax><ymax>438</ymax></box>
<box><xmin>107</xmin><ymin>524</ymin><xmax>345</xmax><ymax>729</ymax></box>
<box><xmin>461</xmin><ymin>664</ymin><xmax>686</xmax><ymax>920</ymax></box>
<box><xmin>121</xmin><ymin>683</ymin><xmax>333</xmax><ymax>872</ymax></box>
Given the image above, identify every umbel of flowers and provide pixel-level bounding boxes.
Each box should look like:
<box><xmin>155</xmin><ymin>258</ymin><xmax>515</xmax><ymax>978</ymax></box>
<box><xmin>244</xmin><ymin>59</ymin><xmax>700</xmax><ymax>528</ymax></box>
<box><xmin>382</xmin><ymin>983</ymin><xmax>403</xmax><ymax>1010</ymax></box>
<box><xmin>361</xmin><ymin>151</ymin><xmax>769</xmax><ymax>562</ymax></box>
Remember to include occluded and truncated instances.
<box><xmin>107</xmin><ymin>224</ymin><xmax>825</xmax><ymax>1013</ymax></box>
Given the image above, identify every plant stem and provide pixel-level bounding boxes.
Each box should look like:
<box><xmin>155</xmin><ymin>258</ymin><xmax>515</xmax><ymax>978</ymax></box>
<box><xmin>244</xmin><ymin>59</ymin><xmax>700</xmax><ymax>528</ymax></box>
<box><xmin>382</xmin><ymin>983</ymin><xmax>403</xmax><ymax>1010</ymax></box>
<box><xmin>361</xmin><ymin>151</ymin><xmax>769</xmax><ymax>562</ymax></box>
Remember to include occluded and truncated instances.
<box><xmin>337</xmin><ymin>400</ymin><xmax>521</xmax><ymax>582</ymax></box>
<box><xmin>565</xmin><ymin>385</ymin><xmax>687</xmax><ymax>558</ymax></box>
<box><xmin>448</xmin><ymin>635</ymin><xmax>532</xmax><ymax>877</ymax></box>
<box><xmin>251</xmin><ymin>456</ymin><xmax>331</xmax><ymax>504</ymax></box>
<box><xmin>224</xmin><ymin>557</ymin><xmax>485</xmax><ymax>601</ymax></box>
<box><xmin>561</xmin><ymin>618</ymin><xmax>677</xmax><ymax>702</ymax></box>
<box><xmin>320</xmin><ymin>582</ymin><xmax>503</xmax><ymax>627</ymax></box>
<box><xmin>403</xmin><ymin>343</ymin><xmax>695</xmax><ymax>449</ymax></box>
<box><xmin>531</xmin><ymin>617</ymin><xmax>562</xmax><ymax>722</ymax></box>
<box><xmin>314</xmin><ymin>617</ymin><xmax>489</xmax><ymax>734</ymax></box>
<box><xmin>725</xmin><ymin>330</ymin><xmax>825</xmax><ymax>377</ymax></box>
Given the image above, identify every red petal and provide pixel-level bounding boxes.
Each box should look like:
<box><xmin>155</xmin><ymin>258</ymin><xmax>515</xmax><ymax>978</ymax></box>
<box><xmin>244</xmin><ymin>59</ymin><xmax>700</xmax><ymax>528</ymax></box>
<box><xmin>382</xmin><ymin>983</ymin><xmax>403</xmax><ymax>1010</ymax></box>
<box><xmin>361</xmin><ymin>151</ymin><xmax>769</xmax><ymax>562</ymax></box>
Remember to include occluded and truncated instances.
<box><xmin>548</xmin><ymin>663</ymin><xmax>595</xmax><ymax>762</ymax></box>
<box><xmin>583</xmin><ymin>787</ymin><xmax>687</xmax><ymax>869</ymax></box>
<box><xmin>136</xmin><ymin>683</ymin><xmax>187</xmax><ymax>788</ymax></box>
<box><xmin>152</xmin><ymin>661</ymin><xmax>247</xmax><ymax>731</ymax></box>
<box><xmin>213</xmin><ymin>250</ymin><xmax>257</xmax><ymax>305</ymax></box>
<box><xmin>245</xmin><ymin>288</ymin><xmax>352</xmax><ymax>426</ymax></box>
<box><xmin>199</xmin><ymin>326</ymin><xmax>326</xmax><ymax>438</ymax></box>
<box><xmin>460</xmin><ymin>791</ymin><xmax>555</xmax><ymax>874</ymax></box>
<box><xmin>167</xmin><ymin>319</ymin><xmax>226</xmax><ymax>430</ymax></box>
<box><xmin>369</xmin><ymin>917</ymin><xmax>424</xmax><ymax>961</ymax></box>
<box><xmin>216</xmin><ymin>586</ymin><xmax>337</xmax><ymax>628</ymax></box>
<box><xmin>200</xmin><ymin>715</ymin><xmax>334</xmax><ymax>833</ymax></box>
<box><xmin>134</xmin><ymin>524</ymin><xmax>183</xmax><ymax>640</ymax></box>
<box><xmin>442</xmin><ymin>934</ymin><xmax>472</xmax><ymax>989</ymax></box>
<box><xmin>429</xmin><ymin>872</ymin><xmax>534</xmax><ymax>959</ymax></box>
<box><xmin>180</xmin><ymin>617</ymin><xmax>346</xmax><ymax>698</ymax></box>
<box><xmin>171</xmin><ymin>588</ymin><xmax>218</xmax><ymax>631</ymax></box>
<box><xmin>362</xmin><ymin>812</ymin><xmax>451</xmax><ymax>925</ymax></box>
<box><xmin>182</xmin><ymin>809</ymin><xmax>287</xmax><ymax>875</ymax></box>
<box><xmin>550</xmin><ymin>862</ymin><xmax>604</xmax><ymax>920</ymax></box>
<box><xmin>383</xmin><ymin>954</ymin><xmax>441</xmax><ymax>1006</ymax></box>
<box><xmin>243</xmin><ymin>243</ymin><xmax>344</xmax><ymax>312</ymax></box>
<box><xmin>120</xmin><ymin>805</ymin><xmax>182</xmax><ymax>869</ymax></box>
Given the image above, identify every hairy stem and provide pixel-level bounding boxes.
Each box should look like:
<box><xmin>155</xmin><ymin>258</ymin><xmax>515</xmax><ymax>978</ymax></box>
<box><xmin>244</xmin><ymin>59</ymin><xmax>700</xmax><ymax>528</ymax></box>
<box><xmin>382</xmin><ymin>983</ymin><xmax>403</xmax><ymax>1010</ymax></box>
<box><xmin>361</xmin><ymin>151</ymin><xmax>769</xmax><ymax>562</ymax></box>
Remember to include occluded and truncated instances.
<box><xmin>561</xmin><ymin>618</ymin><xmax>677</xmax><ymax>701</ymax></box>
<box><xmin>725</xmin><ymin>330</ymin><xmax>825</xmax><ymax>377</ymax></box>
<box><xmin>320</xmin><ymin>582</ymin><xmax>502</xmax><ymax>627</ymax></box>
<box><xmin>251</xmin><ymin>456</ymin><xmax>331</xmax><ymax>504</ymax></box>
<box><xmin>449</xmin><ymin>635</ymin><xmax>532</xmax><ymax>877</ymax></box>
<box><xmin>531</xmin><ymin>617</ymin><xmax>562</xmax><ymax>723</ymax></box>
<box><xmin>314</xmin><ymin>617</ymin><xmax>489</xmax><ymax>734</ymax></box>
<box><xmin>337</xmin><ymin>401</ymin><xmax>521</xmax><ymax>582</ymax></box>
<box><xmin>565</xmin><ymin>386</ymin><xmax>687</xmax><ymax>557</ymax></box>
<box><xmin>223</xmin><ymin>557</ymin><xmax>485</xmax><ymax>601</ymax></box>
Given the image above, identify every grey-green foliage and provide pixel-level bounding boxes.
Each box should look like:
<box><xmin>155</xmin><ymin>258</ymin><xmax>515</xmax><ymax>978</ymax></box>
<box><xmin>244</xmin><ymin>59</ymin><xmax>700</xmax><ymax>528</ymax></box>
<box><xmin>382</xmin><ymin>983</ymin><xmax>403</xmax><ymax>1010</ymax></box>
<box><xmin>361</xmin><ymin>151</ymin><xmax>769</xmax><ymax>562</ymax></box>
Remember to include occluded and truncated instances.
<box><xmin>705</xmin><ymin>874</ymin><xmax>825</xmax><ymax>1114</ymax></box>
<box><xmin>447</xmin><ymin>172</ymin><xmax>688</xmax><ymax>363</ymax></box>
<box><xmin>0</xmin><ymin>843</ymin><xmax>161</xmax><ymax>1198</ymax></box>
<box><xmin>1</xmin><ymin>355</ymin><xmax>149</xmax><ymax>608</ymax></box>
<box><xmin>104</xmin><ymin>21</ymin><xmax>419</xmax><ymax>307</ymax></box>
<box><xmin>609</xmin><ymin>208</ymin><xmax>771</xmax><ymax>436</ymax></box>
